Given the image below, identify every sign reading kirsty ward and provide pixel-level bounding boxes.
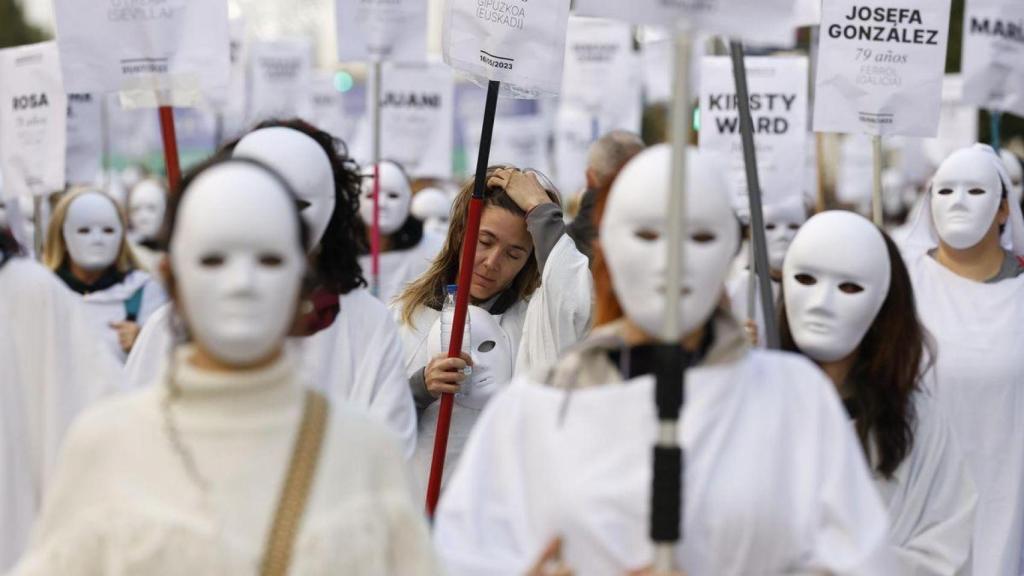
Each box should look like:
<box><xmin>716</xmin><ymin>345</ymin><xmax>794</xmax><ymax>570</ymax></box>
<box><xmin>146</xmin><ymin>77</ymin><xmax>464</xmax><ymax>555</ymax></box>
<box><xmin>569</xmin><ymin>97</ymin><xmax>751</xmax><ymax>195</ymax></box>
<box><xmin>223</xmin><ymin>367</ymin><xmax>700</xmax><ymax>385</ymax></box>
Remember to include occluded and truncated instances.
<box><xmin>0</xmin><ymin>42</ymin><xmax>67</xmax><ymax>200</ymax></box>
<box><xmin>443</xmin><ymin>0</ymin><xmax>571</xmax><ymax>97</ymax></box>
<box><xmin>52</xmin><ymin>0</ymin><xmax>230</xmax><ymax>106</ymax></box>
<box><xmin>961</xmin><ymin>0</ymin><xmax>1024</xmax><ymax>117</ymax></box>
<box><xmin>813</xmin><ymin>0</ymin><xmax>952</xmax><ymax>137</ymax></box>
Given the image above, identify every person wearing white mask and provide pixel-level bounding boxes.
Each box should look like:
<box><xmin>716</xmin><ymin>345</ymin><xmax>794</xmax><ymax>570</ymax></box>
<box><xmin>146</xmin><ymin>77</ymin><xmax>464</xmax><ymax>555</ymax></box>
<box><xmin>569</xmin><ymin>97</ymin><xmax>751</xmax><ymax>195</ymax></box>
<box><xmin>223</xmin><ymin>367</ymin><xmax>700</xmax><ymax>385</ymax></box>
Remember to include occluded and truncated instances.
<box><xmin>433</xmin><ymin>145</ymin><xmax>892</xmax><ymax>575</ymax></box>
<box><xmin>126</xmin><ymin>178</ymin><xmax>169</xmax><ymax>274</ymax></box>
<box><xmin>411</xmin><ymin>186</ymin><xmax>453</xmax><ymax>239</ymax></box>
<box><xmin>780</xmin><ymin>211</ymin><xmax>976</xmax><ymax>574</ymax></box>
<box><xmin>10</xmin><ymin>157</ymin><xmax>440</xmax><ymax>575</ymax></box>
<box><xmin>0</xmin><ymin>227</ymin><xmax>121</xmax><ymax>572</ymax></box>
<box><xmin>999</xmin><ymin>148</ymin><xmax>1023</xmax><ymax>209</ymax></box>
<box><xmin>726</xmin><ymin>196</ymin><xmax>807</xmax><ymax>346</ymax></box>
<box><xmin>900</xmin><ymin>143</ymin><xmax>1024</xmax><ymax>576</ymax></box>
<box><xmin>395</xmin><ymin>165</ymin><xmax>592</xmax><ymax>486</ymax></box>
<box><xmin>124</xmin><ymin>120</ymin><xmax>418</xmax><ymax>457</ymax></box>
<box><xmin>43</xmin><ymin>189</ymin><xmax>167</xmax><ymax>361</ymax></box>
<box><xmin>359</xmin><ymin>161</ymin><xmax>444</xmax><ymax>304</ymax></box>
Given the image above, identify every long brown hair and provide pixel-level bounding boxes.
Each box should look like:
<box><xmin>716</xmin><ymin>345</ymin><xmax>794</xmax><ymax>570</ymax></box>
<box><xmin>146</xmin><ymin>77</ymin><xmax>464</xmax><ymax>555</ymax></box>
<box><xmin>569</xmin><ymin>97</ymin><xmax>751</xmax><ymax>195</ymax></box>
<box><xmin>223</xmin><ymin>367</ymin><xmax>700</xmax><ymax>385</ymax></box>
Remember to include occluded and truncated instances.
<box><xmin>780</xmin><ymin>231</ymin><xmax>930</xmax><ymax>479</ymax></box>
<box><xmin>397</xmin><ymin>166</ymin><xmax>560</xmax><ymax>325</ymax></box>
<box><xmin>44</xmin><ymin>189</ymin><xmax>138</xmax><ymax>274</ymax></box>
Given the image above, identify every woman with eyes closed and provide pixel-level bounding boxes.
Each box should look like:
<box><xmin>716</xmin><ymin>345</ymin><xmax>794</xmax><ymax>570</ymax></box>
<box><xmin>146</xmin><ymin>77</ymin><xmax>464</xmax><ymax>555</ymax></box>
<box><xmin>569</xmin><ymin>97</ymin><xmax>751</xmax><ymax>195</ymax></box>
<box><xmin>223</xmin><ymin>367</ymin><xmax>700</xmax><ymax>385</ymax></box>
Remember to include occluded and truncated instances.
<box><xmin>44</xmin><ymin>189</ymin><xmax>167</xmax><ymax>361</ymax></box>
<box><xmin>899</xmin><ymin>144</ymin><xmax>1024</xmax><ymax>576</ymax></box>
<box><xmin>395</xmin><ymin>166</ymin><xmax>592</xmax><ymax>487</ymax></box>
<box><xmin>780</xmin><ymin>211</ymin><xmax>976</xmax><ymax>575</ymax></box>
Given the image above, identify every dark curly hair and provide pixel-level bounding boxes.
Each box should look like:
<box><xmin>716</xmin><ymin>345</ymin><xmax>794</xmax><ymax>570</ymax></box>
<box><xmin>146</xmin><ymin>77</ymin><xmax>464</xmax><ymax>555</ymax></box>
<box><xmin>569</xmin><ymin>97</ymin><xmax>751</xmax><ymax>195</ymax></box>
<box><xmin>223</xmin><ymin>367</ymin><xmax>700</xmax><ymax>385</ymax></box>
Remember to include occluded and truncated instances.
<box><xmin>779</xmin><ymin>231</ymin><xmax>930</xmax><ymax>479</ymax></box>
<box><xmin>222</xmin><ymin>118</ymin><xmax>367</xmax><ymax>295</ymax></box>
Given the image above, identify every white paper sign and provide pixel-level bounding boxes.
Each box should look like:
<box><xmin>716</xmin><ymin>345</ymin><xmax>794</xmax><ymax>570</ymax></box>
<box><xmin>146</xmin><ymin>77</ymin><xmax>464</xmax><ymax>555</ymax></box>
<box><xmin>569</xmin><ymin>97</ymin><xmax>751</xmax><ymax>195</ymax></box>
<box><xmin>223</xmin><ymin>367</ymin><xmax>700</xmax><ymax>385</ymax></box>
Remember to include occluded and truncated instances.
<box><xmin>464</xmin><ymin>113</ymin><xmax>551</xmax><ymax>176</ymax></box>
<box><xmin>699</xmin><ymin>56</ymin><xmax>808</xmax><ymax>211</ymax></box>
<box><xmin>248</xmin><ymin>39</ymin><xmax>313</xmax><ymax>125</ymax></box>
<box><xmin>301</xmin><ymin>72</ymin><xmax>350</xmax><ymax>143</ymax></box>
<box><xmin>553</xmin><ymin>105</ymin><xmax>596</xmax><ymax>198</ymax></box>
<box><xmin>575</xmin><ymin>0</ymin><xmax>798</xmax><ymax>43</ymax></box>
<box><xmin>210</xmin><ymin>18</ymin><xmax>248</xmax><ymax>142</ymax></box>
<box><xmin>961</xmin><ymin>0</ymin><xmax>1024</xmax><ymax>117</ymax></box>
<box><xmin>52</xmin><ymin>0</ymin><xmax>230</xmax><ymax>107</ymax></box>
<box><xmin>65</xmin><ymin>94</ymin><xmax>104</xmax><ymax>185</ymax></box>
<box><xmin>0</xmin><ymin>42</ymin><xmax>67</xmax><ymax>200</ymax></box>
<box><xmin>813</xmin><ymin>0</ymin><xmax>952</xmax><ymax>138</ymax></box>
<box><xmin>336</xmin><ymin>0</ymin><xmax>427</xmax><ymax>62</ymax></box>
<box><xmin>378</xmin><ymin>62</ymin><xmax>455</xmax><ymax>179</ymax></box>
<box><xmin>442</xmin><ymin>0</ymin><xmax>570</xmax><ymax>97</ymax></box>
<box><xmin>561</xmin><ymin>17</ymin><xmax>642</xmax><ymax>130</ymax></box>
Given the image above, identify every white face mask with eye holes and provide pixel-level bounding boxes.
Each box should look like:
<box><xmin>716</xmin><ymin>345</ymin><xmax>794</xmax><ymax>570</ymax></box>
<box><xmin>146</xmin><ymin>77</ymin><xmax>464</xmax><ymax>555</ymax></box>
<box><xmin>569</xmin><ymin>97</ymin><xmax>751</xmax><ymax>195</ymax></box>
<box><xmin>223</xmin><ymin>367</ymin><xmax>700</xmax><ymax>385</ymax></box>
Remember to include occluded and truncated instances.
<box><xmin>360</xmin><ymin>162</ymin><xmax>412</xmax><ymax>236</ymax></box>
<box><xmin>783</xmin><ymin>211</ymin><xmax>891</xmax><ymax>364</ymax></box>
<box><xmin>63</xmin><ymin>192</ymin><xmax>124</xmax><ymax>272</ymax></box>
<box><xmin>930</xmin><ymin>147</ymin><xmax>1005</xmax><ymax>250</ymax></box>
<box><xmin>427</xmin><ymin>305</ymin><xmax>512</xmax><ymax>410</ymax></box>
<box><xmin>129</xmin><ymin>179</ymin><xmax>167</xmax><ymax>242</ymax></box>
<box><xmin>171</xmin><ymin>163</ymin><xmax>306</xmax><ymax>368</ymax></box>
<box><xmin>763</xmin><ymin>199</ymin><xmax>807</xmax><ymax>273</ymax></box>
<box><xmin>600</xmin><ymin>145</ymin><xmax>739</xmax><ymax>341</ymax></box>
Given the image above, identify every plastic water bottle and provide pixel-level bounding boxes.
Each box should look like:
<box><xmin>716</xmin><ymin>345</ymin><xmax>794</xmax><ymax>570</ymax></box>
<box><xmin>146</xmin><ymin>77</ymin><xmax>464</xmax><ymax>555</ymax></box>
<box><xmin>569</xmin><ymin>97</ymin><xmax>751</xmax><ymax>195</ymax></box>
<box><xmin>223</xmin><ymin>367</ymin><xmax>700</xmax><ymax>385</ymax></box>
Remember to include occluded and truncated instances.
<box><xmin>440</xmin><ymin>284</ymin><xmax>472</xmax><ymax>382</ymax></box>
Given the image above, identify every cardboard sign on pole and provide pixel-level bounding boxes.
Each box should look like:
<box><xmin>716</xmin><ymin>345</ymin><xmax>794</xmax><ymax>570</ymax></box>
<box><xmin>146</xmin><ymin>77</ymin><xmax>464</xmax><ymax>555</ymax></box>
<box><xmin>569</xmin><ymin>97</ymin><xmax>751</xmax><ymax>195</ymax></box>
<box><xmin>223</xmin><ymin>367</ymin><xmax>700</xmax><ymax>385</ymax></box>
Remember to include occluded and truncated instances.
<box><xmin>443</xmin><ymin>0</ymin><xmax>571</xmax><ymax>97</ymax></box>
<box><xmin>65</xmin><ymin>94</ymin><xmax>104</xmax><ymax>186</ymax></box>
<box><xmin>377</xmin><ymin>62</ymin><xmax>455</xmax><ymax>179</ymax></box>
<box><xmin>575</xmin><ymin>0</ymin><xmax>798</xmax><ymax>43</ymax></box>
<box><xmin>699</xmin><ymin>56</ymin><xmax>808</xmax><ymax>214</ymax></box>
<box><xmin>52</xmin><ymin>0</ymin><xmax>230</xmax><ymax>107</ymax></box>
<box><xmin>961</xmin><ymin>0</ymin><xmax>1024</xmax><ymax>117</ymax></box>
<box><xmin>248</xmin><ymin>39</ymin><xmax>313</xmax><ymax>125</ymax></box>
<box><xmin>812</xmin><ymin>0</ymin><xmax>952</xmax><ymax>137</ymax></box>
<box><xmin>336</xmin><ymin>0</ymin><xmax>427</xmax><ymax>62</ymax></box>
<box><xmin>0</xmin><ymin>42</ymin><xmax>67</xmax><ymax>200</ymax></box>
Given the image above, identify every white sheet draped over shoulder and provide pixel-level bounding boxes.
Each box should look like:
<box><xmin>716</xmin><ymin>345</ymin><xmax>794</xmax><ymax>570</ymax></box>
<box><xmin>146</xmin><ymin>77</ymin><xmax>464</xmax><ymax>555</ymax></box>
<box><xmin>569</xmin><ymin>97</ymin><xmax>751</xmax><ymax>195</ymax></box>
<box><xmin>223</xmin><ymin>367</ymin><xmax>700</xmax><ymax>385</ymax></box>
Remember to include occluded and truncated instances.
<box><xmin>433</xmin><ymin>349</ymin><xmax>892</xmax><ymax>575</ymax></box>
<box><xmin>0</xmin><ymin>259</ymin><xmax>121</xmax><ymax>571</ymax></box>
<box><xmin>122</xmin><ymin>288</ymin><xmax>417</xmax><ymax>457</ymax></box>
<box><xmin>78</xmin><ymin>270</ymin><xmax>166</xmax><ymax>362</ymax></box>
<box><xmin>874</xmin><ymin>387</ymin><xmax>977</xmax><ymax>575</ymax></box>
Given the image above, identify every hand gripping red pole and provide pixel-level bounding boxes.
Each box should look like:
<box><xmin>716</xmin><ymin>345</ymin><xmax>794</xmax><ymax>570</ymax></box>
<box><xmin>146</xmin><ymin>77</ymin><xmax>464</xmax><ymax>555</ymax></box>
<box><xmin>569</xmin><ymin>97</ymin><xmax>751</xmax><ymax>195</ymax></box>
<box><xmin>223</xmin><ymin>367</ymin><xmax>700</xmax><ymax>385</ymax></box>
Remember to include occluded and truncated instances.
<box><xmin>426</xmin><ymin>80</ymin><xmax>501</xmax><ymax>516</ymax></box>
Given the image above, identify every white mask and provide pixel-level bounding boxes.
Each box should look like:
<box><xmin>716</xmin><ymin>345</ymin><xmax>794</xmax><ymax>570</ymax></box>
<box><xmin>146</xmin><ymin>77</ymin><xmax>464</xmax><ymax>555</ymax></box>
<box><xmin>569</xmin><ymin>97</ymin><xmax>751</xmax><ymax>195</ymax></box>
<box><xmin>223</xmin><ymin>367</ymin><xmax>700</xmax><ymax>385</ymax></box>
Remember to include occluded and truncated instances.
<box><xmin>762</xmin><ymin>199</ymin><xmax>807</xmax><ymax>273</ymax></box>
<box><xmin>129</xmin><ymin>179</ymin><xmax>167</xmax><ymax>242</ymax></box>
<box><xmin>170</xmin><ymin>162</ymin><xmax>306</xmax><ymax>367</ymax></box>
<box><xmin>1000</xmin><ymin>148</ymin><xmax>1023</xmax><ymax>204</ymax></box>
<box><xmin>62</xmin><ymin>192</ymin><xmax>123</xmax><ymax>272</ymax></box>
<box><xmin>930</xmin><ymin>146</ymin><xmax>1005</xmax><ymax>250</ymax></box>
<box><xmin>427</xmin><ymin>306</ymin><xmax>512</xmax><ymax>410</ymax></box>
<box><xmin>233</xmin><ymin>127</ymin><xmax>336</xmax><ymax>249</ymax></box>
<box><xmin>600</xmin><ymin>145</ymin><xmax>739</xmax><ymax>340</ymax></box>
<box><xmin>411</xmin><ymin>187</ymin><xmax>451</xmax><ymax>236</ymax></box>
<box><xmin>360</xmin><ymin>162</ymin><xmax>412</xmax><ymax>236</ymax></box>
<box><xmin>783</xmin><ymin>211</ymin><xmax>891</xmax><ymax>363</ymax></box>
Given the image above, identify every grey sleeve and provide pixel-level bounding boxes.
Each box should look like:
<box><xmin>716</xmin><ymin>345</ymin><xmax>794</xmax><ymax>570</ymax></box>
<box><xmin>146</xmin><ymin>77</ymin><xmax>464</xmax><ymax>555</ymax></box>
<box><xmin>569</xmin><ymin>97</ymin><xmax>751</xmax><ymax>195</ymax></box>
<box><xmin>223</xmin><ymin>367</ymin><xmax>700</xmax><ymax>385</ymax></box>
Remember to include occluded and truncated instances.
<box><xmin>410</xmin><ymin>367</ymin><xmax>436</xmax><ymax>412</ymax></box>
<box><xmin>526</xmin><ymin>202</ymin><xmax>567</xmax><ymax>273</ymax></box>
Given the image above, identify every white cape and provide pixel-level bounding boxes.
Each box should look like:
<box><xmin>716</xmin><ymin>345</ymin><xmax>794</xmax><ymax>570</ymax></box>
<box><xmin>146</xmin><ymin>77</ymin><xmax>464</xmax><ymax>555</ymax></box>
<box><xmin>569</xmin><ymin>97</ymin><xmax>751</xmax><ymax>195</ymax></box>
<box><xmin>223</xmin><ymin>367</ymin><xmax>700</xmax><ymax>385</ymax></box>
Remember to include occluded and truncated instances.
<box><xmin>0</xmin><ymin>259</ymin><xmax>121</xmax><ymax>571</ymax></box>
<box><xmin>398</xmin><ymin>235</ymin><xmax>592</xmax><ymax>489</ymax></box>
<box><xmin>433</xmin><ymin>349</ymin><xmax>893</xmax><ymax>575</ymax></box>
<box><xmin>77</xmin><ymin>270</ymin><xmax>167</xmax><ymax>362</ymax></box>
<box><xmin>359</xmin><ymin>234</ymin><xmax>444</xmax><ymax>306</ymax></box>
<box><xmin>122</xmin><ymin>288</ymin><xmax>417</xmax><ymax>457</ymax></box>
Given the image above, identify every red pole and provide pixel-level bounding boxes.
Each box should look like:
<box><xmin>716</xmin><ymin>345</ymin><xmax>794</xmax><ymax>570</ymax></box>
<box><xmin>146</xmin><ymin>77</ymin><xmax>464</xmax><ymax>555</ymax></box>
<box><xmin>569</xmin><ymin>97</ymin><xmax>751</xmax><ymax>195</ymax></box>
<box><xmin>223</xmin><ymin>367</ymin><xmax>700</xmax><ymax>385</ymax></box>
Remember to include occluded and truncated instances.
<box><xmin>158</xmin><ymin>105</ymin><xmax>181</xmax><ymax>193</ymax></box>
<box><xmin>425</xmin><ymin>79</ymin><xmax>501</xmax><ymax>516</ymax></box>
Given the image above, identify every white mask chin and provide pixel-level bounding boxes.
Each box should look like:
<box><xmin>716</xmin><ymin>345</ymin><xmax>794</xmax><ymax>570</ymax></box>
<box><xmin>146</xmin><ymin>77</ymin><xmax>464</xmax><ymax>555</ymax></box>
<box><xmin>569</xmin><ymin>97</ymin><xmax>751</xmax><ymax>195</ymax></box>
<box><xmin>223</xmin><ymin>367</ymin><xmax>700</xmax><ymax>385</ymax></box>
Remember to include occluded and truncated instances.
<box><xmin>233</xmin><ymin>127</ymin><xmax>336</xmax><ymax>249</ymax></box>
<box><xmin>361</xmin><ymin>162</ymin><xmax>412</xmax><ymax>236</ymax></box>
<box><xmin>783</xmin><ymin>211</ymin><xmax>891</xmax><ymax>364</ymax></box>
<box><xmin>930</xmin><ymin>147</ymin><xmax>1005</xmax><ymax>250</ymax></box>
<box><xmin>427</xmin><ymin>306</ymin><xmax>512</xmax><ymax>410</ymax></box>
<box><xmin>62</xmin><ymin>192</ymin><xmax>124</xmax><ymax>272</ymax></box>
<box><xmin>129</xmin><ymin>179</ymin><xmax>167</xmax><ymax>242</ymax></box>
<box><xmin>763</xmin><ymin>199</ymin><xmax>807</xmax><ymax>272</ymax></box>
<box><xmin>170</xmin><ymin>162</ymin><xmax>306</xmax><ymax>368</ymax></box>
<box><xmin>600</xmin><ymin>145</ymin><xmax>739</xmax><ymax>341</ymax></box>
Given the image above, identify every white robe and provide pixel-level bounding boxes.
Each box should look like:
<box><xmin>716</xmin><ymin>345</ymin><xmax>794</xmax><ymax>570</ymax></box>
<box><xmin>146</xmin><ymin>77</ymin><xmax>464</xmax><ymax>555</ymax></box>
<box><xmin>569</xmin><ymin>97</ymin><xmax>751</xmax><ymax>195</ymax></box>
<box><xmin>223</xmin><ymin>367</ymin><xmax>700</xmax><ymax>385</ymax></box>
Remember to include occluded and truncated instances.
<box><xmin>359</xmin><ymin>234</ymin><xmax>443</xmax><ymax>306</ymax></box>
<box><xmin>0</xmin><ymin>259</ymin><xmax>121</xmax><ymax>571</ymax></box>
<box><xmin>433</xmin><ymin>349</ymin><xmax>894</xmax><ymax>575</ymax></box>
<box><xmin>11</xmin><ymin>349</ymin><xmax>440</xmax><ymax>575</ymax></box>
<box><xmin>906</xmin><ymin>253</ymin><xmax>1024</xmax><ymax>576</ymax></box>
<box><xmin>122</xmin><ymin>288</ymin><xmax>418</xmax><ymax>457</ymax></box>
<box><xmin>398</xmin><ymin>235</ymin><xmax>592</xmax><ymax>489</ymax></box>
<box><xmin>872</xmin><ymin>388</ymin><xmax>977</xmax><ymax>575</ymax></box>
<box><xmin>77</xmin><ymin>269</ymin><xmax>166</xmax><ymax>362</ymax></box>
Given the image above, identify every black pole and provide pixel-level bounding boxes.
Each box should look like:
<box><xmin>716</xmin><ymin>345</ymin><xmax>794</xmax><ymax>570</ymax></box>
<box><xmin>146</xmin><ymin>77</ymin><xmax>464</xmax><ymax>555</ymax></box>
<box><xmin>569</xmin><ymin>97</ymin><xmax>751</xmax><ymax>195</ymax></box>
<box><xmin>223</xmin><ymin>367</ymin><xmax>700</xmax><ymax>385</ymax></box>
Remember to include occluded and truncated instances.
<box><xmin>729</xmin><ymin>41</ymin><xmax>780</xmax><ymax>350</ymax></box>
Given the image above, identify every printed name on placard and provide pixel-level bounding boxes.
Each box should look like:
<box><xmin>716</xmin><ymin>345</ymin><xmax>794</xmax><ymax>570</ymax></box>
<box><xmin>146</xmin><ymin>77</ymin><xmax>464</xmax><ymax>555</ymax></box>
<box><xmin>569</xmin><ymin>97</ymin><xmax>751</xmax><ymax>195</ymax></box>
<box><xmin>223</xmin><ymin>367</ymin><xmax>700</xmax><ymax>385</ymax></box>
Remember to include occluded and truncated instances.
<box><xmin>969</xmin><ymin>16</ymin><xmax>1024</xmax><ymax>43</ymax></box>
<box><xmin>12</xmin><ymin>93</ymin><xmax>49</xmax><ymax>110</ymax></box>
<box><xmin>828</xmin><ymin>5</ymin><xmax>940</xmax><ymax>45</ymax></box>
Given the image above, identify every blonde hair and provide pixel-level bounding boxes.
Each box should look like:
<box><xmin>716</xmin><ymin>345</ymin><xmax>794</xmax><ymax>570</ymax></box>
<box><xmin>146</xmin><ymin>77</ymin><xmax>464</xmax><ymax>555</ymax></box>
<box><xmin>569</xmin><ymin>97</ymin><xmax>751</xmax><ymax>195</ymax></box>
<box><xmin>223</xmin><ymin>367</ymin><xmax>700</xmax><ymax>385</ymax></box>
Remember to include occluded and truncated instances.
<box><xmin>44</xmin><ymin>189</ymin><xmax>139</xmax><ymax>273</ymax></box>
<box><xmin>396</xmin><ymin>166</ymin><xmax>560</xmax><ymax>326</ymax></box>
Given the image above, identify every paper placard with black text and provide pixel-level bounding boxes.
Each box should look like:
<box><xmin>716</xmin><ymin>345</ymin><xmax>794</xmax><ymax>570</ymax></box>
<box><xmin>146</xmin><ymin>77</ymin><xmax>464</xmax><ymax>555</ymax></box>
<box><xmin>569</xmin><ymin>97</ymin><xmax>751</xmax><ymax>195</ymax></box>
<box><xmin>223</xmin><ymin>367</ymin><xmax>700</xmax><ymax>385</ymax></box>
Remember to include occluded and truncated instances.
<box><xmin>248</xmin><ymin>39</ymin><xmax>313</xmax><ymax>126</ymax></box>
<box><xmin>65</xmin><ymin>94</ymin><xmax>104</xmax><ymax>186</ymax></box>
<box><xmin>0</xmin><ymin>42</ymin><xmax>67</xmax><ymax>200</ymax></box>
<box><xmin>52</xmin><ymin>0</ymin><xmax>230</xmax><ymax>107</ymax></box>
<box><xmin>336</xmin><ymin>0</ymin><xmax>427</xmax><ymax>62</ymax></box>
<box><xmin>813</xmin><ymin>0</ymin><xmax>952</xmax><ymax>137</ymax></box>
<box><xmin>699</xmin><ymin>56</ymin><xmax>808</xmax><ymax>212</ymax></box>
<box><xmin>961</xmin><ymin>0</ymin><xmax>1024</xmax><ymax>117</ymax></box>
